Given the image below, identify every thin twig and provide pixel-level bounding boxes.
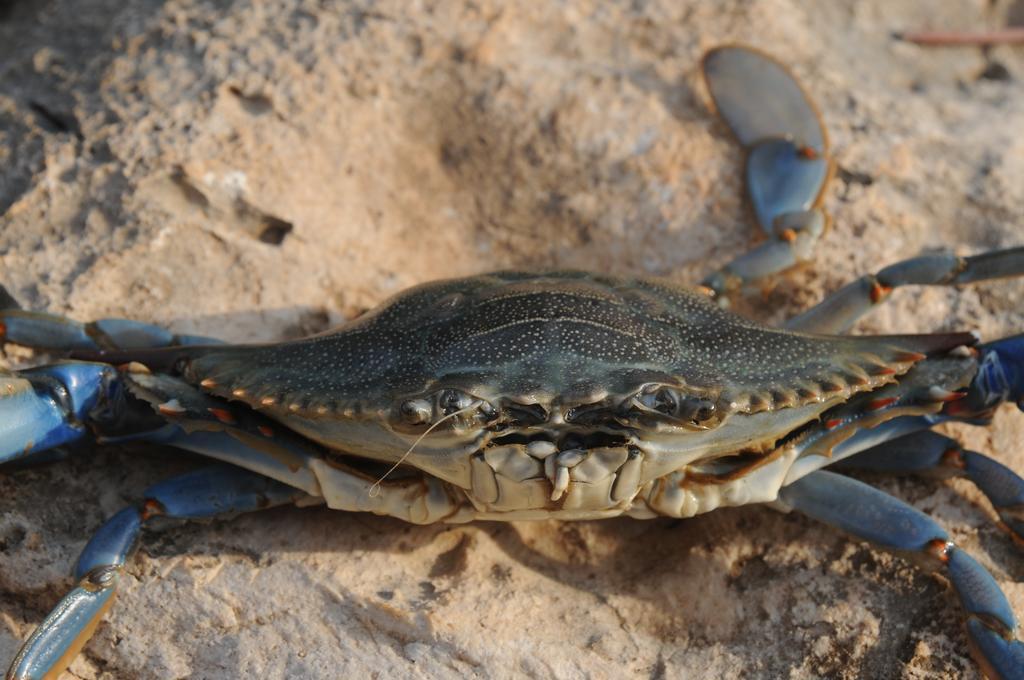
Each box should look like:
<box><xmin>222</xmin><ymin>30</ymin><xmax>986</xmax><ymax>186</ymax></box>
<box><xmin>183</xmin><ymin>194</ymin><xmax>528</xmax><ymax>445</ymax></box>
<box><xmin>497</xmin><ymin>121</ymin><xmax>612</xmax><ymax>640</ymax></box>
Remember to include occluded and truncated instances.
<box><xmin>894</xmin><ymin>27</ymin><xmax>1024</xmax><ymax>46</ymax></box>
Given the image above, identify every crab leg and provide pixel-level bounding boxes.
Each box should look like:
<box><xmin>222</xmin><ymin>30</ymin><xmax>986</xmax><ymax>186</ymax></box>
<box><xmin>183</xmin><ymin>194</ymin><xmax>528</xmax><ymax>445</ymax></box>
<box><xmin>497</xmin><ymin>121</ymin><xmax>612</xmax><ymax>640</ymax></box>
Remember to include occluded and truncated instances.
<box><xmin>6</xmin><ymin>464</ymin><xmax>306</xmax><ymax>680</ymax></box>
<box><xmin>785</xmin><ymin>248</ymin><xmax>1024</xmax><ymax>334</ymax></box>
<box><xmin>834</xmin><ymin>430</ymin><xmax>1024</xmax><ymax>544</ymax></box>
<box><xmin>701</xmin><ymin>208</ymin><xmax>829</xmax><ymax>300</ymax></box>
<box><xmin>109</xmin><ymin>369</ymin><xmax>329</xmax><ymax>496</ymax></box>
<box><xmin>134</xmin><ymin>426</ymin><xmax>463</xmax><ymax>524</ymax></box>
<box><xmin>779</xmin><ymin>470</ymin><xmax>1024</xmax><ymax>679</ymax></box>
<box><xmin>0</xmin><ymin>284</ymin><xmax>221</xmax><ymax>351</ymax></box>
<box><xmin>699</xmin><ymin>46</ymin><xmax>833</xmax><ymax>300</ymax></box>
<box><xmin>0</xmin><ymin>311</ymin><xmax>222</xmax><ymax>350</ymax></box>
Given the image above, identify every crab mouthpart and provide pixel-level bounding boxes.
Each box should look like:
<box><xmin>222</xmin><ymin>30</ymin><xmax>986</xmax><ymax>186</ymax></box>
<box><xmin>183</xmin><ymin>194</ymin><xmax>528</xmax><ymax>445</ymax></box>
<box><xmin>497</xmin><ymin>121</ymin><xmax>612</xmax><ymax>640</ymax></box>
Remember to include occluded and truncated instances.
<box><xmin>467</xmin><ymin>432</ymin><xmax>644</xmax><ymax>511</ymax></box>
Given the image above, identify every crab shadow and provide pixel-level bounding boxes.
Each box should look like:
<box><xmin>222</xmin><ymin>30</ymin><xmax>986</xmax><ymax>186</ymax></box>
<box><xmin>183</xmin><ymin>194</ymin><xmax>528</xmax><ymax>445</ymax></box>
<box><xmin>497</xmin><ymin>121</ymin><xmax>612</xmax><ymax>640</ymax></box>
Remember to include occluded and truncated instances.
<box><xmin>28</xmin><ymin>443</ymin><xmax>1011</xmax><ymax>677</ymax></box>
<box><xmin>229</xmin><ymin>480</ymin><xmax>1021</xmax><ymax>677</ymax></box>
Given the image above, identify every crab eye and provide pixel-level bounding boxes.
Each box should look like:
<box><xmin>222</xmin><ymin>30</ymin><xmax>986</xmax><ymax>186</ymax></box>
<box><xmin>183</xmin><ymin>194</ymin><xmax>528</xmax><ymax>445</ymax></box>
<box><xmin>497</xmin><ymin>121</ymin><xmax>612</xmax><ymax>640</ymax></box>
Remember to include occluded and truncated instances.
<box><xmin>642</xmin><ymin>387</ymin><xmax>678</xmax><ymax>414</ymax></box>
<box><xmin>392</xmin><ymin>389</ymin><xmax>496</xmax><ymax>433</ymax></box>
<box><xmin>399</xmin><ymin>398</ymin><xmax>432</xmax><ymax>425</ymax></box>
<box><xmin>635</xmin><ymin>386</ymin><xmax>718</xmax><ymax>427</ymax></box>
<box><xmin>687</xmin><ymin>399</ymin><xmax>717</xmax><ymax>423</ymax></box>
<box><xmin>438</xmin><ymin>389</ymin><xmax>474</xmax><ymax>415</ymax></box>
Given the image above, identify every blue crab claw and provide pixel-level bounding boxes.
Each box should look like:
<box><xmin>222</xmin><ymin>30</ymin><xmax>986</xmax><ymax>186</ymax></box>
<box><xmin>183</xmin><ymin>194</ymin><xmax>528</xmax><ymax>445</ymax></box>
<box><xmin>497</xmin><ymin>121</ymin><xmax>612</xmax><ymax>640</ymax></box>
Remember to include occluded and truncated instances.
<box><xmin>699</xmin><ymin>46</ymin><xmax>832</xmax><ymax>298</ymax></box>
<box><xmin>0</xmin><ymin>363</ymin><xmax>117</xmax><ymax>465</ymax></box>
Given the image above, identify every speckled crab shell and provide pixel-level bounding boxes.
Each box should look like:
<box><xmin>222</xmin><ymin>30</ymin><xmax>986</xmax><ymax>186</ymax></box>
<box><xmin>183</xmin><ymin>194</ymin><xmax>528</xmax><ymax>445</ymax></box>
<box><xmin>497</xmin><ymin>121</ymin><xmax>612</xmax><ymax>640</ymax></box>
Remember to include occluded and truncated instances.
<box><xmin>174</xmin><ymin>271</ymin><xmax>963</xmax><ymax>467</ymax></box>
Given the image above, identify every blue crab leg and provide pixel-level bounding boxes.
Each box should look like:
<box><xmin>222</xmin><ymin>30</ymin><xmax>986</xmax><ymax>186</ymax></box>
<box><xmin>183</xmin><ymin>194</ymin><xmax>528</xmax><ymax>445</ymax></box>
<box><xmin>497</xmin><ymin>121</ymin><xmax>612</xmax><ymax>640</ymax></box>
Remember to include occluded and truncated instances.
<box><xmin>701</xmin><ymin>46</ymin><xmax>827</xmax><ymax>154</ymax></box>
<box><xmin>701</xmin><ymin>208</ymin><xmax>829</xmax><ymax>299</ymax></box>
<box><xmin>0</xmin><ymin>311</ymin><xmax>222</xmax><ymax>350</ymax></box>
<box><xmin>6</xmin><ymin>464</ymin><xmax>306</xmax><ymax>680</ymax></box>
<box><xmin>785</xmin><ymin>247</ymin><xmax>1024</xmax><ymax>334</ymax></box>
<box><xmin>114</xmin><ymin>370</ymin><xmax>328</xmax><ymax>496</ymax></box>
<box><xmin>834</xmin><ymin>430</ymin><xmax>1024</xmax><ymax>544</ymax></box>
<box><xmin>699</xmin><ymin>46</ymin><xmax>833</xmax><ymax>299</ymax></box>
<box><xmin>780</xmin><ymin>470</ymin><xmax>1024</xmax><ymax>679</ymax></box>
<box><xmin>0</xmin><ymin>285</ymin><xmax>221</xmax><ymax>351</ymax></box>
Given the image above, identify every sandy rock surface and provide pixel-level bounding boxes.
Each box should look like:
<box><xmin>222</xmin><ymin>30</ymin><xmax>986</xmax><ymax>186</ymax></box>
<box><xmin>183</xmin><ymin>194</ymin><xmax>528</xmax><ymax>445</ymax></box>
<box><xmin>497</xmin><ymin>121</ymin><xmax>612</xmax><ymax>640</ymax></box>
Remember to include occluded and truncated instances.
<box><xmin>2</xmin><ymin>0</ymin><xmax>1024</xmax><ymax>678</ymax></box>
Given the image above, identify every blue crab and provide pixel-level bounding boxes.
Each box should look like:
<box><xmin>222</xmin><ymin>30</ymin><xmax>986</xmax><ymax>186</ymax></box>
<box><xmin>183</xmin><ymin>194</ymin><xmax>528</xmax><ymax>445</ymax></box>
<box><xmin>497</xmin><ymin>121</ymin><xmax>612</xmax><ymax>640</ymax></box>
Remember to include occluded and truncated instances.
<box><xmin>3</xmin><ymin>46</ymin><xmax>1024</xmax><ymax>679</ymax></box>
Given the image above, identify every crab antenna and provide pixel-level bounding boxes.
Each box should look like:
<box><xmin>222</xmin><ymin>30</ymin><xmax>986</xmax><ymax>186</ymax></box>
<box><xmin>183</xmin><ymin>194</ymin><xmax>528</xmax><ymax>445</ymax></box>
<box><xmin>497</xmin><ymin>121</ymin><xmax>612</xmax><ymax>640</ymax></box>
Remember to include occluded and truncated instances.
<box><xmin>368</xmin><ymin>401</ymin><xmax>484</xmax><ymax>498</ymax></box>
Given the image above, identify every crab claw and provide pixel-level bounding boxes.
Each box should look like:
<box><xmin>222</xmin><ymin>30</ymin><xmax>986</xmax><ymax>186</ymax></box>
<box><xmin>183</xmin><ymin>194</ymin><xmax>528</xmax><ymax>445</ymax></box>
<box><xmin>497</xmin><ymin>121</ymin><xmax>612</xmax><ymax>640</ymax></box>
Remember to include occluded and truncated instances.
<box><xmin>0</xmin><ymin>364</ymin><xmax>116</xmax><ymax>465</ymax></box>
<box><xmin>700</xmin><ymin>46</ymin><xmax>833</xmax><ymax>298</ymax></box>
